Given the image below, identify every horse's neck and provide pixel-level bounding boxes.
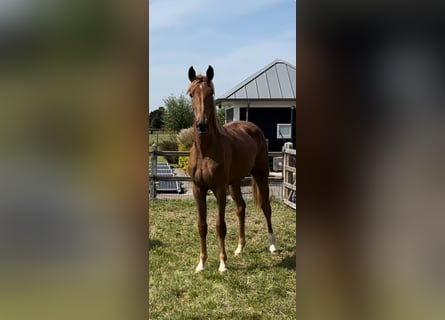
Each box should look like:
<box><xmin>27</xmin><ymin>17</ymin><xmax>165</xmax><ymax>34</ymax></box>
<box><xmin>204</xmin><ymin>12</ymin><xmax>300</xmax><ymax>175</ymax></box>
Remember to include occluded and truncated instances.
<box><xmin>194</xmin><ymin>126</ymin><xmax>223</xmax><ymax>156</ymax></box>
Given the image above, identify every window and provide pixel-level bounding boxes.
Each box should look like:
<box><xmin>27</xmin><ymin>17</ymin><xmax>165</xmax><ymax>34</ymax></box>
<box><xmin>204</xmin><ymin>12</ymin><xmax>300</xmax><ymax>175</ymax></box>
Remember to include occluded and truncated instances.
<box><xmin>226</xmin><ymin>108</ymin><xmax>233</xmax><ymax>122</ymax></box>
<box><xmin>277</xmin><ymin>123</ymin><xmax>292</xmax><ymax>139</ymax></box>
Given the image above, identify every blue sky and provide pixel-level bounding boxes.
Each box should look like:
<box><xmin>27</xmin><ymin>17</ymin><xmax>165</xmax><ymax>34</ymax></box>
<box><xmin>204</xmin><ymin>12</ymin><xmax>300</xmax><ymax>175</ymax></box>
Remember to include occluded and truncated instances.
<box><xmin>149</xmin><ymin>0</ymin><xmax>296</xmax><ymax>110</ymax></box>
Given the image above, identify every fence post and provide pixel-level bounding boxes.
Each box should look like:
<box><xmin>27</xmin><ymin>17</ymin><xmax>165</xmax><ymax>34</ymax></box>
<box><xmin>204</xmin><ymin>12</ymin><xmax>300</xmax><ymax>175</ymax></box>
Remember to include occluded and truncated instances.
<box><xmin>283</xmin><ymin>142</ymin><xmax>293</xmax><ymax>150</ymax></box>
<box><xmin>150</xmin><ymin>144</ymin><xmax>158</xmax><ymax>199</ymax></box>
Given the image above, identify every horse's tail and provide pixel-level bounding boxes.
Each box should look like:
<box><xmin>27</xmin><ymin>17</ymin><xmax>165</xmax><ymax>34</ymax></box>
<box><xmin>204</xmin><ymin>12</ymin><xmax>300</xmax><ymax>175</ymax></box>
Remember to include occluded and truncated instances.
<box><xmin>252</xmin><ymin>177</ymin><xmax>262</xmax><ymax>211</ymax></box>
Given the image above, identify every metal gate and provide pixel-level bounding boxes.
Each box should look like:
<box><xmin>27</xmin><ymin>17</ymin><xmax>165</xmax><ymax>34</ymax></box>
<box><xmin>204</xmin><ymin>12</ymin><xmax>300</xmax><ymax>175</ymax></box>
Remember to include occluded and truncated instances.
<box><xmin>282</xmin><ymin>143</ymin><xmax>296</xmax><ymax>209</ymax></box>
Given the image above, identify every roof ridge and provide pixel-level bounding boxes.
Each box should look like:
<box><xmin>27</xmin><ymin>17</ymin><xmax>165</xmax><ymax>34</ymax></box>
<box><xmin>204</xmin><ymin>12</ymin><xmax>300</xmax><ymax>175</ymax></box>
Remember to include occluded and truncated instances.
<box><xmin>217</xmin><ymin>59</ymin><xmax>296</xmax><ymax>100</ymax></box>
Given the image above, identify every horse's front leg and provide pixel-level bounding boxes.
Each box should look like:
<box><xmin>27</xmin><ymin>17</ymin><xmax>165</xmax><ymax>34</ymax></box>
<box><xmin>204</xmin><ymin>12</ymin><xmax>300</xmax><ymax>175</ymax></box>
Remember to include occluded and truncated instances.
<box><xmin>214</xmin><ymin>187</ymin><xmax>227</xmax><ymax>272</ymax></box>
<box><xmin>193</xmin><ymin>185</ymin><xmax>207</xmax><ymax>272</ymax></box>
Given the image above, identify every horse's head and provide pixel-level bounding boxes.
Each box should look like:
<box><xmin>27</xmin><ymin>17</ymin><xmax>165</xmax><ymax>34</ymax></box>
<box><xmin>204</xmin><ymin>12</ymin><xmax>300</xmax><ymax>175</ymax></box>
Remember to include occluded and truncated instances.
<box><xmin>187</xmin><ymin>65</ymin><xmax>215</xmax><ymax>134</ymax></box>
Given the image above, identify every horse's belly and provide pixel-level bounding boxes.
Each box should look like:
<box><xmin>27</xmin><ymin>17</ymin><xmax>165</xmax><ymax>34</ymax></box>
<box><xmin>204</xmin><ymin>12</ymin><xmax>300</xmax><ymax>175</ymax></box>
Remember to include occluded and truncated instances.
<box><xmin>226</xmin><ymin>156</ymin><xmax>254</xmax><ymax>183</ymax></box>
<box><xmin>191</xmin><ymin>158</ymin><xmax>250</xmax><ymax>187</ymax></box>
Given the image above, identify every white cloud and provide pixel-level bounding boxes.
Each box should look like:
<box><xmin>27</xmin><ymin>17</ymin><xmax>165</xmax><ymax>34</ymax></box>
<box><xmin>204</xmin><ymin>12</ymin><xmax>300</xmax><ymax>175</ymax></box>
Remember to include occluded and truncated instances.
<box><xmin>149</xmin><ymin>0</ymin><xmax>288</xmax><ymax>31</ymax></box>
<box><xmin>149</xmin><ymin>0</ymin><xmax>202</xmax><ymax>32</ymax></box>
<box><xmin>148</xmin><ymin>0</ymin><xmax>295</xmax><ymax>110</ymax></box>
<box><xmin>149</xmin><ymin>32</ymin><xmax>295</xmax><ymax>110</ymax></box>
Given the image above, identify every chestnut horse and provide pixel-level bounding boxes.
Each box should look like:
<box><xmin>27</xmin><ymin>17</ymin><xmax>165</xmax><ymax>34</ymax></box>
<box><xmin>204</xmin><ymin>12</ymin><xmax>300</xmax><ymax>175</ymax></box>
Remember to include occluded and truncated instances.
<box><xmin>187</xmin><ymin>65</ymin><xmax>278</xmax><ymax>273</ymax></box>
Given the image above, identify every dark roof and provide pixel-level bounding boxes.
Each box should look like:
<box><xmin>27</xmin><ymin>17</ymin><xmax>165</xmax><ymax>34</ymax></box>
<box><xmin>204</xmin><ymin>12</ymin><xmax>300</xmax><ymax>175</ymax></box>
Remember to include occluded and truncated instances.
<box><xmin>216</xmin><ymin>59</ymin><xmax>296</xmax><ymax>102</ymax></box>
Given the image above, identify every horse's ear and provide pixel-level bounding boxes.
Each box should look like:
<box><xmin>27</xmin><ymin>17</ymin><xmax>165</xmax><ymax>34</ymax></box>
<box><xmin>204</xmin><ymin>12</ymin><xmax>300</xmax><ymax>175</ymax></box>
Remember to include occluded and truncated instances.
<box><xmin>206</xmin><ymin>65</ymin><xmax>214</xmax><ymax>81</ymax></box>
<box><xmin>188</xmin><ymin>66</ymin><xmax>196</xmax><ymax>82</ymax></box>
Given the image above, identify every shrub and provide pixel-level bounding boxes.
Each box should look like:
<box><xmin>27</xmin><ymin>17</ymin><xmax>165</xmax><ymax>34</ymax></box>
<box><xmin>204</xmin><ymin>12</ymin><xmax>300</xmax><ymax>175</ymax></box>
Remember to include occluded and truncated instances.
<box><xmin>177</xmin><ymin>143</ymin><xmax>189</xmax><ymax>173</ymax></box>
<box><xmin>176</xmin><ymin>127</ymin><xmax>194</xmax><ymax>173</ymax></box>
<box><xmin>158</xmin><ymin>139</ymin><xmax>178</xmax><ymax>164</ymax></box>
<box><xmin>176</xmin><ymin>127</ymin><xmax>194</xmax><ymax>149</ymax></box>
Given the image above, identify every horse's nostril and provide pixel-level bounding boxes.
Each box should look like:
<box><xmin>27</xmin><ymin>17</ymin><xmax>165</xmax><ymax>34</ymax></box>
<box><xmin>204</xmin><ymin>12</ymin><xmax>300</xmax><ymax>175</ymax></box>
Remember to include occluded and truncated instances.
<box><xmin>197</xmin><ymin>121</ymin><xmax>208</xmax><ymax>132</ymax></box>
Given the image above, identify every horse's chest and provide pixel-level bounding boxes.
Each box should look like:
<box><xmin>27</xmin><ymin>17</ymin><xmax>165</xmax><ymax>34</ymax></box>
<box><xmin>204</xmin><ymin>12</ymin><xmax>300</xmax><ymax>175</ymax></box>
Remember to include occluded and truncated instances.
<box><xmin>190</xmin><ymin>158</ymin><xmax>225</xmax><ymax>187</ymax></box>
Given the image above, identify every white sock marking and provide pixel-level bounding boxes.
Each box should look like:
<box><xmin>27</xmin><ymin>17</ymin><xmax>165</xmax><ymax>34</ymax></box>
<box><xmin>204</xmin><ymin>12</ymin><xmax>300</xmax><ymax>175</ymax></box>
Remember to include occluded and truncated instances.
<box><xmin>268</xmin><ymin>233</ymin><xmax>278</xmax><ymax>253</ymax></box>
<box><xmin>195</xmin><ymin>260</ymin><xmax>205</xmax><ymax>272</ymax></box>
<box><xmin>218</xmin><ymin>260</ymin><xmax>227</xmax><ymax>273</ymax></box>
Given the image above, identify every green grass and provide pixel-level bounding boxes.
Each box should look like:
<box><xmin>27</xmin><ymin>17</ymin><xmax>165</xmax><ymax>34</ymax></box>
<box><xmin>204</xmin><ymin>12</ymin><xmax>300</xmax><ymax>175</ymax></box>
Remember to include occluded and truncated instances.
<box><xmin>149</xmin><ymin>131</ymin><xmax>176</xmax><ymax>147</ymax></box>
<box><xmin>149</xmin><ymin>198</ymin><xmax>296</xmax><ymax>319</ymax></box>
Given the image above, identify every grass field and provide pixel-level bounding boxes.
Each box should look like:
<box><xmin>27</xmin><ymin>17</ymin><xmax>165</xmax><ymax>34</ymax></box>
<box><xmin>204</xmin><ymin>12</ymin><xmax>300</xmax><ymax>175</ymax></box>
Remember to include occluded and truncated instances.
<box><xmin>149</xmin><ymin>198</ymin><xmax>296</xmax><ymax>319</ymax></box>
<box><xmin>149</xmin><ymin>131</ymin><xmax>176</xmax><ymax>147</ymax></box>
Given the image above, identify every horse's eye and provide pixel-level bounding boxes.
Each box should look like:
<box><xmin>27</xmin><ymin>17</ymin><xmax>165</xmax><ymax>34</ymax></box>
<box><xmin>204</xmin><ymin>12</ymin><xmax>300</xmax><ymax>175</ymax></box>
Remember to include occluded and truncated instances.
<box><xmin>189</xmin><ymin>94</ymin><xmax>193</xmax><ymax>98</ymax></box>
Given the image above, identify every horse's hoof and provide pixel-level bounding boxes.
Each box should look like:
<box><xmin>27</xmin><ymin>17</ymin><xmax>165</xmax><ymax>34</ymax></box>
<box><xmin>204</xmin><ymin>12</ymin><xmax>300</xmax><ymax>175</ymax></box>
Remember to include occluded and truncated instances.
<box><xmin>195</xmin><ymin>266</ymin><xmax>204</xmax><ymax>273</ymax></box>
<box><xmin>195</xmin><ymin>261</ymin><xmax>205</xmax><ymax>273</ymax></box>
<box><xmin>234</xmin><ymin>246</ymin><xmax>243</xmax><ymax>256</ymax></box>
<box><xmin>218</xmin><ymin>262</ymin><xmax>227</xmax><ymax>273</ymax></box>
<box><xmin>269</xmin><ymin>244</ymin><xmax>278</xmax><ymax>253</ymax></box>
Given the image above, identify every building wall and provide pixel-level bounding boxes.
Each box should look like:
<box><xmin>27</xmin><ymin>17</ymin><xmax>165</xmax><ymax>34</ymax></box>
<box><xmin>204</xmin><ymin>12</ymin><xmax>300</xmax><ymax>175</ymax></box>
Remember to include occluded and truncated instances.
<box><xmin>221</xmin><ymin>100</ymin><xmax>296</xmax><ymax>151</ymax></box>
<box><xmin>238</xmin><ymin>107</ymin><xmax>296</xmax><ymax>152</ymax></box>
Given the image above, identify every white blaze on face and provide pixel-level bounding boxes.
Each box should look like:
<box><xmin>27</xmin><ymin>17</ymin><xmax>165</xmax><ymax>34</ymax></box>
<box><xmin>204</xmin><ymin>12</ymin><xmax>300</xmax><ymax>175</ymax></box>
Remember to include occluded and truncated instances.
<box><xmin>193</xmin><ymin>84</ymin><xmax>205</xmax><ymax>125</ymax></box>
<box><xmin>199</xmin><ymin>84</ymin><xmax>206</xmax><ymax>123</ymax></box>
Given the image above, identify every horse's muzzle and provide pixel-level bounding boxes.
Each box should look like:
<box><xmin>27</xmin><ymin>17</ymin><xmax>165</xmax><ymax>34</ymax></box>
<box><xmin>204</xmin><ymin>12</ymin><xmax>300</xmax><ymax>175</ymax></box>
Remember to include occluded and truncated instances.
<box><xmin>196</xmin><ymin>120</ymin><xmax>209</xmax><ymax>134</ymax></box>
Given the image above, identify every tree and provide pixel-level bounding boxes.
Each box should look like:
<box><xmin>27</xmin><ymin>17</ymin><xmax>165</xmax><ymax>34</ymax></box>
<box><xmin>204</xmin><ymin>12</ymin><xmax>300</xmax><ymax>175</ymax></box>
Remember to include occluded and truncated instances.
<box><xmin>217</xmin><ymin>107</ymin><xmax>225</xmax><ymax>125</ymax></box>
<box><xmin>149</xmin><ymin>107</ymin><xmax>165</xmax><ymax>130</ymax></box>
<box><xmin>163</xmin><ymin>94</ymin><xmax>194</xmax><ymax>132</ymax></box>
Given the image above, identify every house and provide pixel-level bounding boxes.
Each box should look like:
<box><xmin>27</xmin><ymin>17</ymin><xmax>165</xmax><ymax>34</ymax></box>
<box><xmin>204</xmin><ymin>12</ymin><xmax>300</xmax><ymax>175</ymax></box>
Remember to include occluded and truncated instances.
<box><xmin>215</xmin><ymin>59</ymin><xmax>296</xmax><ymax>153</ymax></box>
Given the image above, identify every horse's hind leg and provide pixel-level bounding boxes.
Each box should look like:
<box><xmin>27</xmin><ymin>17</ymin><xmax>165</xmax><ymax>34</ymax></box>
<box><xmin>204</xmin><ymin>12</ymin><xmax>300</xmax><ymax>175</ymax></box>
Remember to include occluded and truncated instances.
<box><xmin>229</xmin><ymin>183</ymin><xmax>246</xmax><ymax>256</ymax></box>
<box><xmin>252</xmin><ymin>171</ymin><xmax>278</xmax><ymax>253</ymax></box>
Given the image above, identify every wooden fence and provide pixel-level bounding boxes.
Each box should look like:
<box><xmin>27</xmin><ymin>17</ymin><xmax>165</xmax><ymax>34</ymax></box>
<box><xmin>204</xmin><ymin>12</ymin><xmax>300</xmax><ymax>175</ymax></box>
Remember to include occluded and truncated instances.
<box><xmin>149</xmin><ymin>144</ymin><xmax>296</xmax><ymax>210</ymax></box>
